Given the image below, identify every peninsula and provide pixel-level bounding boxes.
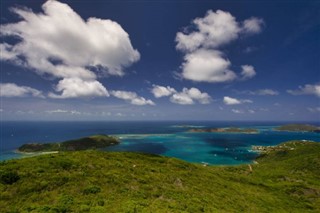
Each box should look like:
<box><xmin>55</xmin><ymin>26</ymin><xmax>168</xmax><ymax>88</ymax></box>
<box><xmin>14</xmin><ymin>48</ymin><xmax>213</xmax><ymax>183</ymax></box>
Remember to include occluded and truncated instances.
<box><xmin>18</xmin><ymin>135</ymin><xmax>119</xmax><ymax>153</ymax></box>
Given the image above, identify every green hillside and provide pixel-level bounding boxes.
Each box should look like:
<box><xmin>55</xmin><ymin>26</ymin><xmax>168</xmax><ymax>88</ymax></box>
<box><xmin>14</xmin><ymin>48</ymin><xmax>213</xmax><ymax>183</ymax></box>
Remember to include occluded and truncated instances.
<box><xmin>1</xmin><ymin>140</ymin><xmax>319</xmax><ymax>212</ymax></box>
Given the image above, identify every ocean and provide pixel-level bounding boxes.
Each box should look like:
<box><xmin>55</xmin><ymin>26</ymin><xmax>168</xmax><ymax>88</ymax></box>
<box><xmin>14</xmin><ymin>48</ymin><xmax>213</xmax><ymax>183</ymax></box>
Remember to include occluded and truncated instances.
<box><xmin>1</xmin><ymin>121</ymin><xmax>319</xmax><ymax>164</ymax></box>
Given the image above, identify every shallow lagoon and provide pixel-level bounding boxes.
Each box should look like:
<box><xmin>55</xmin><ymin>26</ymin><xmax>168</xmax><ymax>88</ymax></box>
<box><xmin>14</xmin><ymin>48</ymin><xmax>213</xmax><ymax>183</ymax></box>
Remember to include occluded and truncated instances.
<box><xmin>1</xmin><ymin>121</ymin><xmax>319</xmax><ymax>164</ymax></box>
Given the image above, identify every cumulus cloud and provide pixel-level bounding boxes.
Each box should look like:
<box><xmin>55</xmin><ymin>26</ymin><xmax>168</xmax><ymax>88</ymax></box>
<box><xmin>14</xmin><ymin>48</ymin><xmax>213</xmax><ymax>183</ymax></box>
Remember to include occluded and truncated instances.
<box><xmin>181</xmin><ymin>49</ymin><xmax>237</xmax><ymax>83</ymax></box>
<box><xmin>170</xmin><ymin>93</ymin><xmax>194</xmax><ymax>105</ymax></box>
<box><xmin>0</xmin><ymin>0</ymin><xmax>139</xmax><ymax>98</ymax></box>
<box><xmin>287</xmin><ymin>83</ymin><xmax>320</xmax><ymax>97</ymax></box>
<box><xmin>170</xmin><ymin>87</ymin><xmax>211</xmax><ymax>105</ymax></box>
<box><xmin>111</xmin><ymin>90</ymin><xmax>155</xmax><ymax>106</ymax></box>
<box><xmin>175</xmin><ymin>10</ymin><xmax>263</xmax><ymax>83</ymax></box>
<box><xmin>48</xmin><ymin>78</ymin><xmax>109</xmax><ymax>98</ymax></box>
<box><xmin>176</xmin><ymin>10</ymin><xmax>240</xmax><ymax>51</ymax></box>
<box><xmin>242</xmin><ymin>17</ymin><xmax>264</xmax><ymax>34</ymax></box>
<box><xmin>0</xmin><ymin>83</ymin><xmax>44</xmax><ymax>98</ymax></box>
<box><xmin>224</xmin><ymin>96</ymin><xmax>241</xmax><ymax>105</ymax></box>
<box><xmin>151</xmin><ymin>85</ymin><xmax>176</xmax><ymax>98</ymax></box>
<box><xmin>232</xmin><ymin>109</ymin><xmax>244</xmax><ymax>114</ymax></box>
<box><xmin>240</xmin><ymin>65</ymin><xmax>256</xmax><ymax>80</ymax></box>
<box><xmin>151</xmin><ymin>85</ymin><xmax>211</xmax><ymax>105</ymax></box>
<box><xmin>223</xmin><ymin>96</ymin><xmax>252</xmax><ymax>105</ymax></box>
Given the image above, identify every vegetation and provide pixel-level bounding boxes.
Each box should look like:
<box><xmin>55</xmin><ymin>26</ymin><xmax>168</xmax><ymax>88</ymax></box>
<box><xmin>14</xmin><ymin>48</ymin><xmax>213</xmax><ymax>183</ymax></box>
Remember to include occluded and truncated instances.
<box><xmin>1</xmin><ymin>140</ymin><xmax>319</xmax><ymax>212</ymax></box>
<box><xmin>275</xmin><ymin>124</ymin><xmax>320</xmax><ymax>132</ymax></box>
<box><xmin>188</xmin><ymin>127</ymin><xmax>259</xmax><ymax>134</ymax></box>
<box><xmin>18</xmin><ymin>135</ymin><xmax>119</xmax><ymax>153</ymax></box>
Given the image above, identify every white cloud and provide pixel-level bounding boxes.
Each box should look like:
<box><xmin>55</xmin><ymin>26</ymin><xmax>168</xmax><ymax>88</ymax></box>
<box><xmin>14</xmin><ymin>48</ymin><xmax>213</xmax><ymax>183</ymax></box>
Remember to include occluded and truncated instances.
<box><xmin>223</xmin><ymin>96</ymin><xmax>252</xmax><ymax>105</ymax></box>
<box><xmin>170</xmin><ymin>93</ymin><xmax>194</xmax><ymax>105</ymax></box>
<box><xmin>151</xmin><ymin>85</ymin><xmax>176</xmax><ymax>98</ymax></box>
<box><xmin>176</xmin><ymin>10</ymin><xmax>240</xmax><ymax>51</ymax></box>
<box><xmin>46</xmin><ymin>109</ymin><xmax>69</xmax><ymax>113</ymax></box>
<box><xmin>0</xmin><ymin>83</ymin><xmax>44</xmax><ymax>98</ymax></box>
<box><xmin>186</xmin><ymin>87</ymin><xmax>212</xmax><ymax>104</ymax></box>
<box><xmin>242</xmin><ymin>17</ymin><xmax>264</xmax><ymax>34</ymax></box>
<box><xmin>46</xmin><ymin>109</ymin><xmax>81</xmax><ymax>115</ymax></box>
<box><xmin>236</xmin><ymin>89</ymin><xmax>279</xmax><ymax>96</ymax></box>
<box><xmin>241</xmin><ymin>65</ymin><xmax>256</xmax><ymax>80</ymax></box>
<box><xmin>170</xmin><ymin>87</ymin><xmax>211</xmax><ymax>105</ymax></box>
<box><xmin>242</xmin><ymin>99</ymin><xmax>253</xmax><ymax>104</ymax></box>
<box><xmin>48</xmin><ymin>78</ymin><xmax>109</xmax><ymax>99</ymax></box>
<box><xmin>111</xmin><ymin>90</ymin><xmax>155</xmax><ymax>106</ymax></box>
<box><xmin>256</xmin><ymin>89</ymin><xmax>279</xmax><ymax>96</ymax></box>
<box><xmin>232</xmin><ymin>109</ymin><xmax>244</xmax><ymax>114</ymax></box>
<box><xmin>223</xmin><ymin>96</ymin><xmax>241</xmax><ymax>105</ymax></box>
<box><xmin>287</xmin><ymin>83</ymin><xmax>320</xmax><ymax>97</ymax></box>
<box><xmin>307</xmin><ymin>107</ymin><xmax>320</xmax><ymax>113</ymax></box>
<box><xmin>181</xmin><ymin>49</ymin><xmax>237</xmax><ymax>83</ymax></box>
<box><xmin>150</xmin><ymin>85</ymin><xmax>211</xmax><ymax>105</ymax></box>
<box><xmin>248</xmin><ymin>109</ymin><xmax>255</xmax><ymax>114</ymax></box>
<box><xmin>175</xmin><ymin>10</ymin><xmax>263</xmax><ymax>83</ymax></box>
<box><xmin>1</xmin><ymin>0</ymin><xmax>139</xmax><ymax>98</ymax></box>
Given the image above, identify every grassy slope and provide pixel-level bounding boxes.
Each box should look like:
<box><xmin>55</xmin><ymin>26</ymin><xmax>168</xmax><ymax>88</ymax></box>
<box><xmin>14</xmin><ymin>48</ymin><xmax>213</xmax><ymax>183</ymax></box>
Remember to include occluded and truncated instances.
<box><xmin>1</xmin><ymin>141</ymin><xmax>319</xmax><ymax>213</ymax></box>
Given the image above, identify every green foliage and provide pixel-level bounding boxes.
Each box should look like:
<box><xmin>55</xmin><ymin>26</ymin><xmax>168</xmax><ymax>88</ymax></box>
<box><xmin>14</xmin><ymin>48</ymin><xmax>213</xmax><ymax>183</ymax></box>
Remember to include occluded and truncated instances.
<box><xmin>1</xmin><ymin>141</ymin><xmax>319</xmax><ymax>212</ymax></box>
<box><xmin>83</xmin><ymin>185</ymin><xmax>101</xmax><ymax>194</ymax></box>
<box><xmin>0</xmin><ymin>170</ymin><xmax>20</xmax><ymax>184</ymax></box>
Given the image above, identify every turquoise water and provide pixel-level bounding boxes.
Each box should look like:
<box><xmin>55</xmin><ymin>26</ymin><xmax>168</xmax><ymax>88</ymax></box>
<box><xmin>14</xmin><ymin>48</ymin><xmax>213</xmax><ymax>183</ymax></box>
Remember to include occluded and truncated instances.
<box><xmin>1</xmin><ymin>121</ymin><xmax>319</xmax><ymax>165</ymax></box>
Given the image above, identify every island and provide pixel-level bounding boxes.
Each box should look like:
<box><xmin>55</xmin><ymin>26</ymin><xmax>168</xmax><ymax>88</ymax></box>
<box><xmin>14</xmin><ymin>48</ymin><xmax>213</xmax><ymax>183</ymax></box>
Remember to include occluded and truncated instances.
<box><xmin>18</xmin><ymin>134</ymin><xmax>119</xmax><ymax>153</ymax></box>
<box><xmin>188</xmin><ymin>127</ymin><xmax>259</xmax><ymax>134</ymax></box>
<box><xmin>274</xmin><ymin>124</ymin><xmax>320</xmax><ymax>132</ymax></box>
<box><xmin>1</xmin><ymin>140</ymin><xmax>319</xmax><ymax>212</ymax></box>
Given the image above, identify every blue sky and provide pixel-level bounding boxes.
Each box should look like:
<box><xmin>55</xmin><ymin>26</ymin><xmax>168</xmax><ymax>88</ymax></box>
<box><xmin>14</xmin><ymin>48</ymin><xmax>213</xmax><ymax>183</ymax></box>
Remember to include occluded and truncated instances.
<box><xmin>0</xmin><ymin>0</ymin><xmax>319</xmax><ymax>121</ymax></box>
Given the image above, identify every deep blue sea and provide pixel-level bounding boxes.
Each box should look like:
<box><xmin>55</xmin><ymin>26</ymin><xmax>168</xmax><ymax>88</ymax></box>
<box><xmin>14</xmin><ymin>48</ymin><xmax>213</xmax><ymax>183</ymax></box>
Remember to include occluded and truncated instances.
<box><xmin>1</xmin><ymin>121</ymin><xmax>319</xmax><ymax>165</ymax></box>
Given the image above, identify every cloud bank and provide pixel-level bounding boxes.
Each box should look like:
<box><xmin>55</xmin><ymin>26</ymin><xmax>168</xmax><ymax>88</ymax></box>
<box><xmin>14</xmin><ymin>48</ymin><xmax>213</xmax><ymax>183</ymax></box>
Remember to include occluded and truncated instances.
<box><xmin>0</xmin><ymin>0</ymin><xmax>139</xmax><ymax>98</ymax></box>
<box><xmin>175</xmin><ymin>10</ymin><xmax>263</xmax><ymax>83</ymax></box>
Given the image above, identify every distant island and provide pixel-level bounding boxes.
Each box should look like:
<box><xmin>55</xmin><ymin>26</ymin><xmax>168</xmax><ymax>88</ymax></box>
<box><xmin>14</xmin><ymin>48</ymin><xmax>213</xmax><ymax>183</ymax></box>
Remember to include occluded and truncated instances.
<box><xmin>275</xmin><ymin>124</ymin><xmax>320</xmax><ymax>133</ymax></box>
<box><xmin>1</xmin><ymin>140</ymin><xmax>319</xmax><ymax>212</ymax></box>
<box><xmin>18</xmin><ymin>135</ymin><xmax>119</xmax><ymax>153</ymax></box>
<box><xmin>188</xmin><ymin>127</ymin><xmax>259</xmax><ymax>134</ymax></box>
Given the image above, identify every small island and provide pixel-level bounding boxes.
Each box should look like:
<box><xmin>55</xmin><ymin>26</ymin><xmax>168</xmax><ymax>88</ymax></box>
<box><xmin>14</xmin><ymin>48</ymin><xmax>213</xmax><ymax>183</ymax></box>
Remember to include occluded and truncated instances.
<box><xmin>275</xmin><ymin>124</ymin><xmax>320</xmax><ymax>133</ymax></box>
<box><xmin>18</xmin><ymin>134</ymin><xmax>120</xmax><ymax>153</ymax></box>
<box><xmin>188</xmin><ymin>127</ymin><xmax>259</xmax><ymax>134</ymax></box>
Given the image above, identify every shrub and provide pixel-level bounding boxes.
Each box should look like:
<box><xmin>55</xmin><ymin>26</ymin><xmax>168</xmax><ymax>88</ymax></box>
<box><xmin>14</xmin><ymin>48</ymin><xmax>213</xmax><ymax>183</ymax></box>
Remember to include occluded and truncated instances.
<box><xmin>83</xmin><ymin>185</ymin><xmax>101</xmax><ymax>194</ymax></box>
<box><xmin>0</xmin><ymin>170</ymin><xmax>20</xmax><ymax>185</ymax></box>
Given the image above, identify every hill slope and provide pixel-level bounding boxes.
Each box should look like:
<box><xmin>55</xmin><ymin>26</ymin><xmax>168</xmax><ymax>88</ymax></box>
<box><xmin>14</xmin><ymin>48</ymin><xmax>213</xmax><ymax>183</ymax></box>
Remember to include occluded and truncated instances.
<box><xmin>1</xmin><ymin>140</ymin><xmax>319</xmax><ymax>212</ymax></box>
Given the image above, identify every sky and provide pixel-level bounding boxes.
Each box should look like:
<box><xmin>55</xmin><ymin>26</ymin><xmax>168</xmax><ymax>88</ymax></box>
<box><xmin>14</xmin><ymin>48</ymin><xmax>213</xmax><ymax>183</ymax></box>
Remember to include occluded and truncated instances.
<box><xmin>0</xmin><ymin>0</ymin><xmax>319</xmax><ymax>121</ymax></box>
